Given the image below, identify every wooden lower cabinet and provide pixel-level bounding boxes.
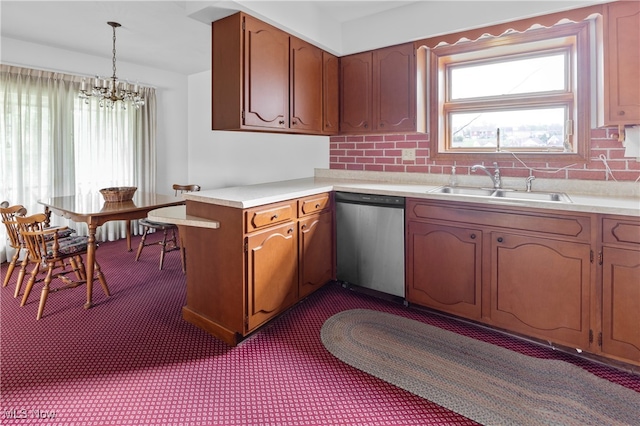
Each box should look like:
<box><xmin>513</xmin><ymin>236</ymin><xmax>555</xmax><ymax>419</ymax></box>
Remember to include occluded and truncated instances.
<box><xmin>299</xmin><ymin>210</ymin><xmax>333</xmax><ymax>299</ymax></box>
<box><xmin>182</xmin><ymin>193</ymin><xmax>333</xmax><ymax>346</ymax></box>
<box><xmin>407</xmin><ymin>221</ymin><xmax>482</xmax><ymax>320</ymax></box>
<box><xmin>601</xmin><ymin>247</ymin><xmax>640</xmax><ymax>363</ymax></box>
<box><xmin>246</xmin><ymin>221</ymin><xmax>298</xmax><ymax>331</ymax></box>
<box><xmin>406</xmin><ymin>199</ymin><xmax>598</xmax><ymax>356</ymax></box>
<box><xmin>489</xmin><ymin>232</ymin><xmax>591</xmax><ymax>350</ymax></box>
<box><xmin>600</xmin><ymin>217</ymin><xmax>640</xmax><ymax>365</ymax></box>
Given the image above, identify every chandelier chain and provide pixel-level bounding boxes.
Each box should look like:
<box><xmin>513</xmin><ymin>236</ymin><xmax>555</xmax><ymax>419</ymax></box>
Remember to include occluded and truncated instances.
<box><xmin>112</xmin><ymin>24</ymin><xmax>117</xmax><ymax>80</ymax></box>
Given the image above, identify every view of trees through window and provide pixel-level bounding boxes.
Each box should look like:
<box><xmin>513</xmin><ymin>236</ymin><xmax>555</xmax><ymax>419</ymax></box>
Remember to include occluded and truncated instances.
<box><xmin>447</xmin><ymin>51</ymin><xmax>569</xmax><ymax>151</ymax></box>
<box><xmin>450</xmin><ymin>108</ymin><xmax>567</xmax><ymax>150</ymax></box>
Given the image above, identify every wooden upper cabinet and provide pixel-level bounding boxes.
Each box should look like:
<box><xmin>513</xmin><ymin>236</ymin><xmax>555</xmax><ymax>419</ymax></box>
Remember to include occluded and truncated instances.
<box><xmin>340</xmin><ymin>43</ymin><xmax>417</xmax><ymax>134</ymax></box>
<box><xmin>599</xmin><ymin>1</ymin><xmax>640</xmax><ymax>126</ymax></box>
<box><xmin>323</xmin><ymin>52</ymin><xmax>339</xmax><ymax>134</ymax></box>
<box><xmin>373</xmin><ymin>43</ymin><xmax>416</xmax><ymax>132</ymax></box>
<box><xmin>212</xmin><ymin>12</ymin><xmax>337</xmax><ymax>135</ymax></box>
<box><xmin>290</xmin><ymin>37</ymin><xmax>323</xmax><ymax>133</ymax></box>
<box><xmin>340</xmin><ymin>52</ymin><xmax>373</xmax><ymax>133</ymax></box>
<box><xmin>244</xmin><ymin>15</ymin><xmax>289</xmax><ymax>130</ymax></box>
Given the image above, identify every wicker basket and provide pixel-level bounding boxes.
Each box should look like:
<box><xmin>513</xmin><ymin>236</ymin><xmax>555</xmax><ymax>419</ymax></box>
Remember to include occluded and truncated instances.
<box><xmin>99</xmin><ymin>186</ymin><xmax>137</xmax><ymax>202</ymax></box>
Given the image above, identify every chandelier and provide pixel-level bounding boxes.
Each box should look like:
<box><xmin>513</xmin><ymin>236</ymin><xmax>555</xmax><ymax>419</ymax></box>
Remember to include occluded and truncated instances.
<box><xmin>79</xmin><ymin>22</ymin><xmax>144</xmax><ymax>109</ymax></box>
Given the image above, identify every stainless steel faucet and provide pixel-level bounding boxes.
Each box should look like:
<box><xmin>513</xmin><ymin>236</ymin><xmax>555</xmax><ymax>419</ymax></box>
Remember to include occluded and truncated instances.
<box><xmin>471</xmin><ymin>162</ymin><xmax>502</xmax><ymax>189</ymax></box>
<box><xmin>525</xmin><ymin>175</ymin><xmax>536</xmax><ymax>192</ymax></box>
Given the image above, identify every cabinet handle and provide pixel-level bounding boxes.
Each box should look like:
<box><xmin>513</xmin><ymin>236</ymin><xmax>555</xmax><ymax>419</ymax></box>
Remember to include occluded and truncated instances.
<box><xmin>364</xmin><ymin>122</ymin><xmax>368</xmax><ymax>129</ymax></box>
<box><xmin>292</xmin><ymin>119</ymin><xmax>297</xmax><ymax>125</ymax></box>
<box><xmin>497</xmin><ymin>237</ymin><xmax>504</xmax><ymax>243</ymax></box>
<box><xmin>288</xmin><ymin>228</ymin><xmax>294</xmax><ymax>234</ymax></box>
<box><xmin>470</xmin><ymin>234</ymin><xmax>476</xmax><ymax>239</ymax></box>
<box><xmin>279</xmin><ymin>120</ymin><xmax>285</xmax><ymax>125</ymax></box>
<box><xmin>301</xmin><ymin>224</ymin><xmax>307</xmax><ymax>230</ymax></box>
<box><xmin>380</xmin><ymin>123</ymin><xmax>384</xmax><ymax>127</ymax></box>
<box><xmin>618</xmin><ymin>110</ymin><xmax>625</xmax><ymax>116</ymax></box>
<box><xmin>315</xmin><ymin>203</ymin><xmax>321</xmax><ymax>208</ymax></box>
<box><xmin>271</xmin><ymin>214</ymin><xmax>279</xmax><ymax>220</ymax></box>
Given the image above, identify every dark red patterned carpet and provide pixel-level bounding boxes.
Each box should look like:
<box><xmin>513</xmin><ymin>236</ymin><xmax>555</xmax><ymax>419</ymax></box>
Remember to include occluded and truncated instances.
<box><xmin>1</xmin><ymin>236</ymin><xmax>639</xmax><ymax>425</ymax></box>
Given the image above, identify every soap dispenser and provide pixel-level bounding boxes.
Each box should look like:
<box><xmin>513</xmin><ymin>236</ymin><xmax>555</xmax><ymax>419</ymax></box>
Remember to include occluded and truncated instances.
<box><xmin>449</xmin><ymin>165</ymin><xmax>458</xmax><ymax>187</ymax></box>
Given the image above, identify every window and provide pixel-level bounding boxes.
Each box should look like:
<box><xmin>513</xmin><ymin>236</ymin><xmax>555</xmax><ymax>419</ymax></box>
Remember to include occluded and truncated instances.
<box><xmin>1</xmin><ymin>65</ymin><xmax>156</xmax><ymax>261</ymax></box>
<box><xmin>428</xmin><ymin>20</ymin><xmax>592</xmax><ymax>161</ymax></box>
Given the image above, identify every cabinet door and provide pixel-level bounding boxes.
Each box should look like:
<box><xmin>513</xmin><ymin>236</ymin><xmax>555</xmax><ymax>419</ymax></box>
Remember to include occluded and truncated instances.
<box><xmin>340</xmin><ymin>52</ymin><xmax>372</xmax><ymax>132</ymax></box>
<box><xmin>601</xmin><ymin>246</ymin><xmax>640</xmax><ymax>364</ymax></box>
<box><xmin>290</xmin><ymin>37</ymin><xmax>323</xmax><ymax>133</ymax></box>
<box><xmin>373</xmin><ymin>43</ymin><xmax>416</xmax><ymax>132</ymax></box>
<box><xmin>246</xmin><ymin>222</ymin><xmax>298</xmax><ymax>331</ymax></box>
<box><xmin>407</xmin><ymin>221</ymin><xmax>482</xmax><ymax>320</ymax></box>
<box><xmin>299</xmin><ymin>211</ymin><xmax>334</xmax><ymax>298</ymax></box>
<box><xmin>323</xmin><ymin>52</ymin><xmax>339</xmax><ymax>134</ymax></box>
<box><xmin>212</xmin><ymin>13</ymin><xmax>243</xmax><ymax>131</ymax></box>
<box><xmin>243</xmin><ymin>15</ymin><xmax>289</xmax><ymax>129</ymax></box>
<box><xmin>489</xmin><ymin>232</ymin><xmax>591</xmax><ymax>349</ymax></box>
<box><xmin>602</xmin><ymin>1</ymin><xmax>640</xmax><ymax>125</ymax></box>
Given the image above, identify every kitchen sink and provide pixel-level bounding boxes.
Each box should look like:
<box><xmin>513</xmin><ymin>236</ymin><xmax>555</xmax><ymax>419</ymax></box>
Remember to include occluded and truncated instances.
<box><xmin>430</xmin><ymin>186</ymin><xmax>496</xmax><ymax>197</ymax></box>
<box><xmin>429</xmin><ymin>186</ymin><xmax>572</xmax><ymax>203</ymax></box>
<box><xmin>492</xmin><ymin>189</ymin><xmax>572</xmax><ymax>202</ymax></box>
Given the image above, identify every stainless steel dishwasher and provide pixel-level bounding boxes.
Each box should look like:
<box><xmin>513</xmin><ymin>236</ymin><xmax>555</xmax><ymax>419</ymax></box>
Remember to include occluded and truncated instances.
<box><xmin>335</xmin><ymin>192</ymin><xmax>405</xmax><ymax>298</ymax></box>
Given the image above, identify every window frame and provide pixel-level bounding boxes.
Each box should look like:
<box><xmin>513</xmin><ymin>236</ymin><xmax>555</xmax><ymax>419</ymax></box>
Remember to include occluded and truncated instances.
<box><xmin>428</xmin><ymin>20</ymin><xmax>592</xmax><ymax>163</ymax></box>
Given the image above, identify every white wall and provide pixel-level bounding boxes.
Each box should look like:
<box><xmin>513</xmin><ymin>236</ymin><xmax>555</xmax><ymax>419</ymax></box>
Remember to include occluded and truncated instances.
<box><xmin>1</xmin><ymin>37</ymin><xmax>188</xmax><ymax>195</ymax></box>
<box><xmin>187</xmin><ymin>70</ymin><xmax>329</xmax><ymax>189</ymax></box>
<box><xmin>339</xmin><ymin>1</ymin><xmax>606</xmax><ymax>54</ymax></box>
<box><xmin>2</xmin><ymin>37</ymin><xmax>329</xmax><ymax>193</ymax></box>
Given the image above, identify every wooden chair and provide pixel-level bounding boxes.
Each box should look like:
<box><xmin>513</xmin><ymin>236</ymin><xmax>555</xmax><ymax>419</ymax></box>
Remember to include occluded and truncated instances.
<box><xmin>135</xmin><ymin>184</ymin><xmax>201</xmax><ymax>272</ymax></box>
<box><xmin>1</xmin><ymin>202</ymin><xmax>28</xmax><ymax>294</ymax></box>
<box><xmin>16</xmin><ymin>213</ymin><xmax>110</xmax><ymax>320</ymax></box>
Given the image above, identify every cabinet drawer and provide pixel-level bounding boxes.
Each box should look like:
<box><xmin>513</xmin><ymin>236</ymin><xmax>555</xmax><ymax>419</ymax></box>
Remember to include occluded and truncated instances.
<box><xmin>603</xmin><ymin>217</ymin><xmax>640</xmax><ymax>246</ymax></box>
<box><xmin>246</xmin><ymin>201</ymin><xmax>296</xmax><ymax>232</ymax></box>
<box><xmin>298</xmin><ymin>193</ymin><xmax>331</xmax><ymax>217</ymax></box>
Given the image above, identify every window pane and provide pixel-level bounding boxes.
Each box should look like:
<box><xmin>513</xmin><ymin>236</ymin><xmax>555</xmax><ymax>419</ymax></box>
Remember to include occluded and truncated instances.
<box><xmin>449</xmin><ymin>53</ymin><xmax>566</xmax><ymax>100</ymax></box>
<box><xmin>450</xmin><ymin>108</ymin><xmax>567</xmax><ymax>150</ymax></box>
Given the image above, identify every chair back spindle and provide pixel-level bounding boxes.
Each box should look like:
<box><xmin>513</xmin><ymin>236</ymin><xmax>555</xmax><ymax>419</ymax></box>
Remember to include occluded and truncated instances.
<box><xmin>1</xmin><ymin>202</ymin><xmax>28</xmax><ymax>290</ymax></box>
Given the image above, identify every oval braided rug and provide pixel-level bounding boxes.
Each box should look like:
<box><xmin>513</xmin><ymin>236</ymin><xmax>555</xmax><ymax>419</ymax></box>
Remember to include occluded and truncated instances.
<box><xmin>321</xmin><ymin>309</ymin><xmax>640</xmax><ymax>426</ymax></box>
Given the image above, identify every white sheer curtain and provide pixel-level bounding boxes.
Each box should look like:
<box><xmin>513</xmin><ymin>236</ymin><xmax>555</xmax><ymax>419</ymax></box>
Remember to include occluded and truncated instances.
<box><xmin>0</xmin><ymin>64</ymin><xmax>156</xmax><ymax>262</ymax></box>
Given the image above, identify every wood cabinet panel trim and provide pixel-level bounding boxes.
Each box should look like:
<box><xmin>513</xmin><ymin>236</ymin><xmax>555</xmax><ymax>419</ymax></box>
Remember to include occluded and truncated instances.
<box><xmin>603</xmin><ymin>218</ymin><xmax>640</xmax><ymax>246</ymax></box>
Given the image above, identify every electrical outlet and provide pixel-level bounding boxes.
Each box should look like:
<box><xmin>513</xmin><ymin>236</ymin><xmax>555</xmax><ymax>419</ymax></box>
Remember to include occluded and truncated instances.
<box><xmin>402</xmin><ymin>148</ymin><xmax>416</xmax><ymax>161</ymax></box>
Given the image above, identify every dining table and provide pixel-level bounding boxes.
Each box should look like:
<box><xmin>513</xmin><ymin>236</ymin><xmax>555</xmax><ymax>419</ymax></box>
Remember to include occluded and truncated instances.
<box><xmin>38</xmin><ymin>191</ymin><xmax>185</xmax><ymax>309</ymax></box>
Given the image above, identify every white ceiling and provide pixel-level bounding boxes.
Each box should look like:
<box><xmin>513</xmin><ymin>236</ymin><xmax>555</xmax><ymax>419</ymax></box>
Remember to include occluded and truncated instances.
<box><xmin>0</xmin><ymin>1</ymin><xmax>417</xmax><ymax>75</ymax></box>
<box><xmin>0</xmin><ymin>1</ymin><xmax>606</xmax><ymax>76</ymax></box>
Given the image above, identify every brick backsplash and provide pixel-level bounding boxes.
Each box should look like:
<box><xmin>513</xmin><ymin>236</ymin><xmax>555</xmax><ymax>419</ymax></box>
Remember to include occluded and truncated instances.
<box><xmin>329</xmin><ymin>128</ymin><xmax>640</xmax><ymax>182</ymax></box>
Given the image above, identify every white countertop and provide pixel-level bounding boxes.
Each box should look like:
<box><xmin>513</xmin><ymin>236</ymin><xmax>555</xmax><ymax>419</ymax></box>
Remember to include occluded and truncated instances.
<box><xmin>182</xmin><ymin>170</ymin><xmax>640</xmax><ymax>217</ymax></box>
